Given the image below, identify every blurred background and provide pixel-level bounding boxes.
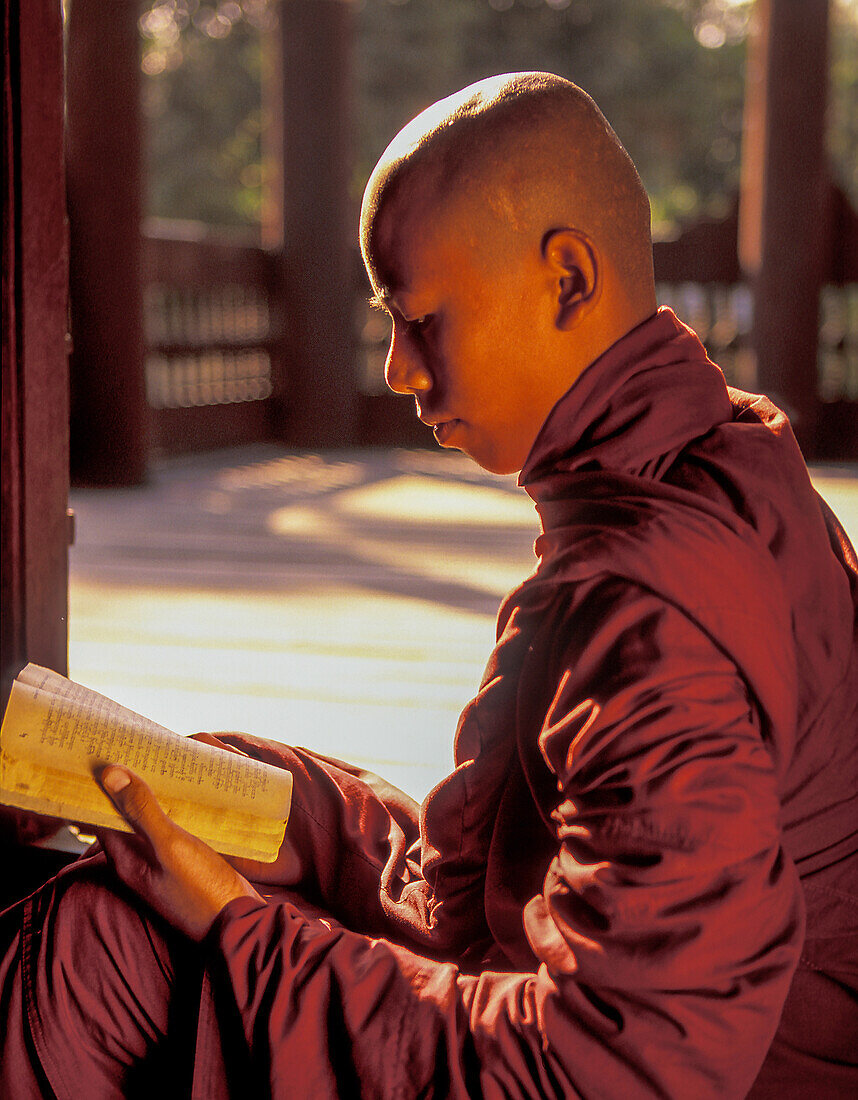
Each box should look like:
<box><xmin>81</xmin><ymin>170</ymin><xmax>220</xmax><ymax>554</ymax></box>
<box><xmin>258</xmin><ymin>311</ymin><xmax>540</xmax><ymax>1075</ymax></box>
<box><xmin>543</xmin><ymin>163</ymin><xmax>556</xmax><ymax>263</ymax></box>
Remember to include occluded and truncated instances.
<box><xmin>139</xmin><ymin>0</ymin><xmax>857</xmax><ymax>241</ymax></box>
<box><xmin>60</xmin><ymin>0</ymin><xmax>858</xmax><ymax>481</ymax></box>
<box><xmin>2</xmin><ymin>2</ymin><xmax>857</xmax><ymax>824</ymax></box>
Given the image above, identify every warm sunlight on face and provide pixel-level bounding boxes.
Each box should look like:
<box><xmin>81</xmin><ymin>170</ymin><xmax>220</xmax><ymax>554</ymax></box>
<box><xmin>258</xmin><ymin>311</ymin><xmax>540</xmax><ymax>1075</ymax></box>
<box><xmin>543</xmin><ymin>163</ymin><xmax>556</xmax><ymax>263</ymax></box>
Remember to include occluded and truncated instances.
<box><xmin>366</xmin><ymin>202</ymin><xmax>559</xmax><ymax>476</ymax></box>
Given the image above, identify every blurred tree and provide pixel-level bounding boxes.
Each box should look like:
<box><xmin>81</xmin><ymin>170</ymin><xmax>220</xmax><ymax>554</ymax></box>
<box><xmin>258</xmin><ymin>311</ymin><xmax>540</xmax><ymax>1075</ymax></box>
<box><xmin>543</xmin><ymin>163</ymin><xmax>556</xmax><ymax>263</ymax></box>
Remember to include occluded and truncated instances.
<box><xmin>355</xmin><ymin>0</ymin><xmax>751</xmax><ymax>236</ymax></box>
<box><xmin>139</xmin><ymin>0</ymin><xmax>274</xmax><ymax>230</ymax></box>
<box><xmin>830</xmin><ymin>0</ymin><xmax>858</xmax><ymax>202</ymax></box>
<box><xmin>138</xmin><ymin>0</ymin><xmax>856</xmax><ymax>236</ymax></box>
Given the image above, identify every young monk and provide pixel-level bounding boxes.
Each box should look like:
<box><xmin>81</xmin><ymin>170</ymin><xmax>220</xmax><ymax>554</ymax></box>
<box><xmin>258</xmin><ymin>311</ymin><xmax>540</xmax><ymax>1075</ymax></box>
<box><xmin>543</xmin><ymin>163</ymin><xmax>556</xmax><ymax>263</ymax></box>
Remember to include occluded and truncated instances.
<box><xmin>2</xmin><ymin>72</ymin><xmax>857</xmax><ymax>1098</ymax></box>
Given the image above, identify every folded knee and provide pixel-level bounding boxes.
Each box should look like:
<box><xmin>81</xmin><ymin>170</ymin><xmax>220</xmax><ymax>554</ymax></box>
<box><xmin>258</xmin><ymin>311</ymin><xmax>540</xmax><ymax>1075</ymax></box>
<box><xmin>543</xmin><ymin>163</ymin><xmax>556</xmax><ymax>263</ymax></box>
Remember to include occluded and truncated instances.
<box><xmin>18</xmin><ymin>857</ymin><xmax>200</xmax><ymax>1092</ymax></box>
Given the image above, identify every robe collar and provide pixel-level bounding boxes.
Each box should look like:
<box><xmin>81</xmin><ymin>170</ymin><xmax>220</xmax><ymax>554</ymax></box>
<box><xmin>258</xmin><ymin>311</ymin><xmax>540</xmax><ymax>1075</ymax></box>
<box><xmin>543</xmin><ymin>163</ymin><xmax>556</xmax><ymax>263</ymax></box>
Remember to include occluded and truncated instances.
<box><xmin>519</xmin><ymin>307</ymin><xmax>733</xmax><ymax>498</ymax></box>
<box><xmin>512</xmin><ymin>307</ymin><xmax>799</xmax><ymax>780</ymax></box>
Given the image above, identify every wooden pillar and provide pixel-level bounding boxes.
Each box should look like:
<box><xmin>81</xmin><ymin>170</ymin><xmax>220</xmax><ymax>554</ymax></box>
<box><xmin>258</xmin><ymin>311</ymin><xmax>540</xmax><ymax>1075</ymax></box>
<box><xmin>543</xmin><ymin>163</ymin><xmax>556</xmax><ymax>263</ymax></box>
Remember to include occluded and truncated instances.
<box><xmin>739</xmin><ymin>0</ymin><xmax>831</xmax><ymax>454</ymax></box>
<box><xmin>1</xmin><ymin>0</ymin><xmax>70</xmax><ymax>699</ymax></box>
<box><xmin>66</xmin><ymin>0</ymin><xmax>148</xmax><ymax>484</ymax></box>
<box><xmin>273</xmin><ymin>0</ymin><xmax>357</xmax><ymax>446</ymax></box>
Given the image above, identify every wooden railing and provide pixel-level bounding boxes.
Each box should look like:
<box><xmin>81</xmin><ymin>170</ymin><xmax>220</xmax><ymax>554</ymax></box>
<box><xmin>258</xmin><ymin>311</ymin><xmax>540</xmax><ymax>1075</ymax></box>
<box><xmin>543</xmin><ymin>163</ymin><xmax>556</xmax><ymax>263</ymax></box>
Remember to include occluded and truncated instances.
<box><xmin>142</xmin><ymin>220</ymin><xmax>286</xmax><ymax>454</ymax></box>
<box><xmin>143</xmin><ymin>206</ymin><xmax>858</xmax><ymax>459</ymax></box>
<box><xmin>649</xmin><ymin>195</ymin><xmax>858</xmax><ymax>458</ymax></box>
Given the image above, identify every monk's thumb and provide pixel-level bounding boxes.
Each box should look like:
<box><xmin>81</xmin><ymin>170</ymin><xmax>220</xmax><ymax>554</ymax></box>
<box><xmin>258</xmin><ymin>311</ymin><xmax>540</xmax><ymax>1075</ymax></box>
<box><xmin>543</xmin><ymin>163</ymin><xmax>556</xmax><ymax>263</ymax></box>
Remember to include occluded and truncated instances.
<box><xmin>100</xmin><ymin>765</ymin><xmax>170</xmax><ymax>845</ymax></box>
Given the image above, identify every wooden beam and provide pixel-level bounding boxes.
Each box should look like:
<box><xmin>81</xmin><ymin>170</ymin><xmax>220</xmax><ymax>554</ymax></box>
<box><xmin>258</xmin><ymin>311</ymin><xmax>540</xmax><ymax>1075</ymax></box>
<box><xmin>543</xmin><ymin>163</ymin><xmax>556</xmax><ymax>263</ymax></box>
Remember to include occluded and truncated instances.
<box><xmin>66</xmin><ymin>0</ymin><xmax>148</xmax><ymax>484</ymax></box>
<box><xmin>1</xmin><ymin>0</ymin><xmax>70</xmax><ymax>698</ymax></box>
<box><xmin>273</xmin><ymin>0</ymin><xmax>357</xmax><ymax>446</ymax></box>
<box><xmin>739</xmin><ymin>0</ymin><xmax>831</xmax><ymax>454</ymax></box>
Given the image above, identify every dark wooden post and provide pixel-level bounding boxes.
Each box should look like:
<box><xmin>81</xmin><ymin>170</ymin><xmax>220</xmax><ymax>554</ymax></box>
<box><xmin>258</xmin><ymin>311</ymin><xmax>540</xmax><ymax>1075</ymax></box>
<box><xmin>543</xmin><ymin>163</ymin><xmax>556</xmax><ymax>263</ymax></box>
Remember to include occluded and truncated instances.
<box><xmin>739</xmin><ymin>0</ymin><xmax>831</xmax><ymax>454</ymax></box>
<box><xmin>66</xmin><ymin>0</ymin><xmax>148</xmax><ymax>484</ymax></box>
<box><xmin>1</xmin><ymin>0</ymin><xmax>70</xmax><ymax>698</ymax></box>
<box><xmin>273</xmin><ymin>0</ymin><xmax>357</xmax><ymax>446</ymax></box>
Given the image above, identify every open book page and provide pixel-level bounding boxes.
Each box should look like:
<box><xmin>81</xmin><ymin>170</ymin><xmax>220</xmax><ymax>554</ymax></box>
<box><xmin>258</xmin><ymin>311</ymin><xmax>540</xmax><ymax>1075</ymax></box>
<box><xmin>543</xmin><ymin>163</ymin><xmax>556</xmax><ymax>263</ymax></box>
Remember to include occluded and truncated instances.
<box><xmin>0</xmin><ymin>665</ymin><xmax>292</xmax><ymax>862</ymax></box>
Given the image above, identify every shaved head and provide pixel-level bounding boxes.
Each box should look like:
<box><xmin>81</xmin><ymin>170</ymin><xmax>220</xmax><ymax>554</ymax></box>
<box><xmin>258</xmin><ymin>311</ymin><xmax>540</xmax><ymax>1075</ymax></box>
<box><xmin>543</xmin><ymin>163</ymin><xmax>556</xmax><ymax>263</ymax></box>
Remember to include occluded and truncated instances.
<box><xmin>361</xmin><ymin>72</ymin><xmax>654</xmax><ymax>307</ymax></box>
<box><xmin>359</xmin><ymin>73</ymin><xmax>659</xmax><ymax>474</ymax></box>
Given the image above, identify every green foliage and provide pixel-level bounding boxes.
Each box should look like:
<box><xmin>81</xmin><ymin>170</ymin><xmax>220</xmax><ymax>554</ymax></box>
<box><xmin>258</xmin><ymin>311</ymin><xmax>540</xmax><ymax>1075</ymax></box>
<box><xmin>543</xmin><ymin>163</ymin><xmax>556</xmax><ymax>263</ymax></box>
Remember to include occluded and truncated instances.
<box><xmin>830</xmin><ymin>0</ymin><xmax>858</xmax><ymax>201</ymax></box>
<box><xmin>140</xmin><ymin>1</ymin><xmax>270</xmax><ymax>229</ymax></box>
<box><xmin>139</xmin><ymin>0</ymin><xmax>856</xmax><ymax>236</ymax></box>
<box><xmin>354</xmin><ymin>0</ymin><xmax>750</xmax><ymax>236</ymax></box>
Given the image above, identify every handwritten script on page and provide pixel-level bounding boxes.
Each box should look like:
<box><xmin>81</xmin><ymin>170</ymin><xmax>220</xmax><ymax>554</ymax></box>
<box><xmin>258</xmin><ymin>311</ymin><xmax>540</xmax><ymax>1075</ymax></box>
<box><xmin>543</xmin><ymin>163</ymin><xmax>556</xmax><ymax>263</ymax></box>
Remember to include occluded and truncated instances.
<box><xmin>0</xmin><ymin>665</ymin><xmax>292</xmax><ymax>861</ymax></box>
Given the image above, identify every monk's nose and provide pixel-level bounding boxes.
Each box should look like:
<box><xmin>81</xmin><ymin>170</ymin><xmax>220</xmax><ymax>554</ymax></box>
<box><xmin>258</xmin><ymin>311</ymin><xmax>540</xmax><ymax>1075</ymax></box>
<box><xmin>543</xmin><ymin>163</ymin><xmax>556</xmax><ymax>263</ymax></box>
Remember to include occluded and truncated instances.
<box><xmin>384</xmin><ymin>337</ymin><xmax>432</xmax><ymax>396</ymax></box>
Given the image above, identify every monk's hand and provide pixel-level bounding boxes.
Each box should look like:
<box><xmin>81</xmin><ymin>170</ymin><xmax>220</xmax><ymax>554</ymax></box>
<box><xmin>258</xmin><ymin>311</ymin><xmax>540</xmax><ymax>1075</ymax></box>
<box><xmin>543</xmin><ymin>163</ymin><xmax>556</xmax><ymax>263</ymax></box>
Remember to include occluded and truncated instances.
<box><xmin>96</xmin><ymin>765</ymin><xmax>264</xmax><ymax>942</ymax></box>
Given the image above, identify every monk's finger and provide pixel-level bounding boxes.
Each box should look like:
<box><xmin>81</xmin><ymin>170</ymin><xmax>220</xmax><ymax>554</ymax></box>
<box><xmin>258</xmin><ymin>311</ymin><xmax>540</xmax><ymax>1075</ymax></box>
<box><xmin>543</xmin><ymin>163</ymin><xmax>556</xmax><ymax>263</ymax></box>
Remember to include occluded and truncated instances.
<box><xmin>97</xmin><ymin>765</ymin><xmax>174</xmax><ymax>852</ymax></box>
<box><xmin>96</xmin><ymin>825</ymin><xmax>155</xmax><ymax>886</ymax></box>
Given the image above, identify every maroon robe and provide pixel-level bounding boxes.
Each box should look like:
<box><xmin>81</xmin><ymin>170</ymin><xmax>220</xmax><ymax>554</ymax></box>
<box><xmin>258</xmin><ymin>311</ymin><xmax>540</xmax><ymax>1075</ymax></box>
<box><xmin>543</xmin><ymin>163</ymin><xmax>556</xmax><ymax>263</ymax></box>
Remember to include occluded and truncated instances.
<box><xmin>2</xmin><ymin>308</ymin><xmax>856</xmax><ymax>1098</ymax></box>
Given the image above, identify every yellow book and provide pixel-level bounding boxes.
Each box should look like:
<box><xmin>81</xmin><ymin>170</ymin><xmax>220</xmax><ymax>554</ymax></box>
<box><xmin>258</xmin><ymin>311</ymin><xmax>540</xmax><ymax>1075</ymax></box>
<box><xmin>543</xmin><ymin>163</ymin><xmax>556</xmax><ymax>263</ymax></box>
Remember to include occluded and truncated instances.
<box><xmin>0</xmin><ymin>664</ymin><xmax>292</xmax><ymax>862</ymax></box>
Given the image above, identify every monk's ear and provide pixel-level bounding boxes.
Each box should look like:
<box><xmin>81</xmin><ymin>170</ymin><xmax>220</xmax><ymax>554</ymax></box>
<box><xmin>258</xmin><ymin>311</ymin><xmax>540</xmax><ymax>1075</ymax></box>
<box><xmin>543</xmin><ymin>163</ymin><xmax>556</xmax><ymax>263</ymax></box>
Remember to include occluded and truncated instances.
<box><xmin>541</xmin><ymin>228</ymin><xmax>600</xmax><ymax>330</ymax></box>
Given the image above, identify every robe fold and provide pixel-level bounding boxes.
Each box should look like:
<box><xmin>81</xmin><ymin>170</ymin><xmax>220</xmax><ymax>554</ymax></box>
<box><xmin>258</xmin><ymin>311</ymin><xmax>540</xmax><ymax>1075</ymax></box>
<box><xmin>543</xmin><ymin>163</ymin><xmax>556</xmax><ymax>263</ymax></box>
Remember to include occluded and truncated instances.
<box><xmin>3</xmin><ymin>308</ymin><xmax>856</xmax><ymax>1098</ymax></box>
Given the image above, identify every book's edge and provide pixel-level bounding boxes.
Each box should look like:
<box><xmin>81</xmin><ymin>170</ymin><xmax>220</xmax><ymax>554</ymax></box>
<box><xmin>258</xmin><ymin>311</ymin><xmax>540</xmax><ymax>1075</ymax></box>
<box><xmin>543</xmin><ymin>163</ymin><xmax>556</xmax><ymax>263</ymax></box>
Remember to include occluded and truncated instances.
<box><xmin>2</xmin><ymin>673</ymin><xmax>293</xmax><ymax>816</ymax></box>
<box><xmin>2</xmin><ymin>667</ymin><xmax>293</xmax><ymax>862</ymax></box>
<box><xmin>0</xmin><ymin>780</ymin><xmax>289</xmax><ymax>863</ymax></box>
<box><xmin>15</xmin><ymin>663</ymin><xmax>178</xmax><ymax>738</ymax></box>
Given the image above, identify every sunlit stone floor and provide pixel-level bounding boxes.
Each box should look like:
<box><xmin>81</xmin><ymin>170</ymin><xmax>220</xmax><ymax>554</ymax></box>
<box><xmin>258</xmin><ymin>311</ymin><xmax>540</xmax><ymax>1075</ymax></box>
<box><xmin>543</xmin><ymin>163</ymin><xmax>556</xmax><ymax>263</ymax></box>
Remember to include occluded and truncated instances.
<box><xmin>68</xmin><ymin>446</ymin><xmax>858</xmax><ymax>803</ymax></box>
